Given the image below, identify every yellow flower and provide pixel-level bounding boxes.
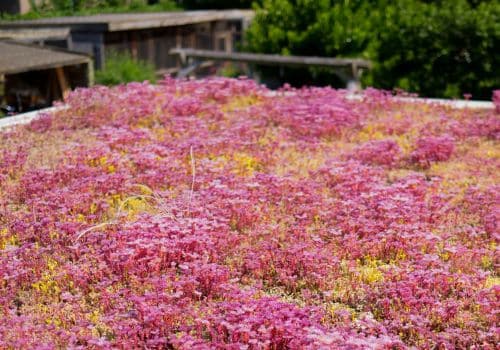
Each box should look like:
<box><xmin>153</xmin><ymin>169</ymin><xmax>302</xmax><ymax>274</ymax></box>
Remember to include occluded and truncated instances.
<box><xmin>357</xmin><ymin>257</ymin><xmax>384</xmax><ymax>284</ymax></box>
<box><xmin>0</xmin><ymin>228</ymin><xmax>17</xmax><ymax>250</ymax></box>
<box><xmin>233</xmin><ymin>152</ymin><xmax>261</xmax><ymax>176</ymax></box>
<box><xmin>485</xmin><ymin>276</ymin><xmax>500</xmax><ymax>289</ymax></box>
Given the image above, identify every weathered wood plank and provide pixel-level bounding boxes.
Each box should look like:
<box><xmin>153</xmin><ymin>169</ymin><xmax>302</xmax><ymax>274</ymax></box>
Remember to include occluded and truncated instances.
<box><xmin>169</xmin><ymin>48</ymin><xmax>372</xmax><ymax>69</ymax></box>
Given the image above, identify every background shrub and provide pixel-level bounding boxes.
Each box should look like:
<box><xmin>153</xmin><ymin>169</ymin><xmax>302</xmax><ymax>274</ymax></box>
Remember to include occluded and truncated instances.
<box><xmin>366</xmin><ymin>0</ymin><xmax>500</xmax><ymax>99</ymax></box>
<box><xmin>95</xmin><ymin>52</ymin><xmax>157</xmax><ymax>86</ymax></box>
<box><xmin>246</xmin><ymin>0</ymin><xmax>499</xmax><ymax>99</ymax></box>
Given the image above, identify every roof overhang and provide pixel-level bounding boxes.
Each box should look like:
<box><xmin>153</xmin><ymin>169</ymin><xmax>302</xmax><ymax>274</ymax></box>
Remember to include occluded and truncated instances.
<box><xmin>0</xmin><ymin>41</ymin><xmax>91</xmax><ymax>75</ymax></box>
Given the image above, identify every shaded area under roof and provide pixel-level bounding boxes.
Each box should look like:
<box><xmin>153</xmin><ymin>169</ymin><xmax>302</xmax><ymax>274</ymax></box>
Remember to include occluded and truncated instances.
<box><xmin>0</xmin><ymin>10</ymin><xmax>254</xmax><ymax>32</ymax></box>
<box><xmin>0</xmin><ymin>41</ymin><xmax>90</xmax><ymax>74</ymax></box>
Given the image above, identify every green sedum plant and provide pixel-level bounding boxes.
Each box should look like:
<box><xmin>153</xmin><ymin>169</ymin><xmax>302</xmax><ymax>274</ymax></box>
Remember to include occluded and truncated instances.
<box><xmin>3</xmin><ymin>0</ymin><xmax>178</xmax><ymax>19</ymax></box>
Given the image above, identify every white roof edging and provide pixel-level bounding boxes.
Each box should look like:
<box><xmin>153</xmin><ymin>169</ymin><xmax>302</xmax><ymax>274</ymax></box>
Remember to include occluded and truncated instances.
<box><xmin>0</xmin><ymin>106</ymin><xmax>61</xmax><ymax>130</ymax></box>
<box><xmin>394</xmin><ymin>96</ymin><xmax>494</xmax><ymax>110</ymax></box>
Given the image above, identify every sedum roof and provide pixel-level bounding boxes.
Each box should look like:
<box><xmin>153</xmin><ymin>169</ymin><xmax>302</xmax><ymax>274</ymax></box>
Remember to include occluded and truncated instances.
<box><xmin>0</xmin><ymin>10</ymin><xmax>254</xmax><ymax>32</ymax></box>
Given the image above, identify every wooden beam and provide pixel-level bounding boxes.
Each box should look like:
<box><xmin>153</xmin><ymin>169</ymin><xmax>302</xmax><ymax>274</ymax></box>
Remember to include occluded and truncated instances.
<box><xmin>169</xmin><ymin>48</ymin><xmax>372</xmax><ymax>69</ymax></box>
<box><xmin>0</xmin><ymin>74</ymin><xmax>5</xmax><ymax>106</ymax></box>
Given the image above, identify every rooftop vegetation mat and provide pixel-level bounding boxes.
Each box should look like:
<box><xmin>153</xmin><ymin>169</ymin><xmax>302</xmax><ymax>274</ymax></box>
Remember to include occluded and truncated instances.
<box><xmin>0</xmin><ymin>78</ymin><xmax>498</xmax><ymax>348</ymax></box>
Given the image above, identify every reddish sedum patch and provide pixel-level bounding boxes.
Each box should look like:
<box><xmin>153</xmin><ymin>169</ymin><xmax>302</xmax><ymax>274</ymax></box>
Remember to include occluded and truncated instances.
<box><xmin>410</xmin><ymin>135</ymin><xmax>455</xmax><ymax>168</ymax></box>
<box><xmin>349</xmin><ymin>139</ymin><xmax>402</xmax><ymax>166</ymax></box>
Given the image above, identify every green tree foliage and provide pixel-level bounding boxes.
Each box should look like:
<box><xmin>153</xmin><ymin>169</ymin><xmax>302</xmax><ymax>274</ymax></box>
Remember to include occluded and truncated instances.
<box><xmin>246</xmin><ymin>0</ymin><xmax>376</xmax><ymax>57</ymax></box>
<box><xmin>95</xmin><ymin>52</ymin><xmax>157</xmax><ymax>86</ymax></box>
<box><xmin>367</xmin><ymin>0</ymin><xmax>499</xmax><ymax>99</ymax></box>
<box><xmin>245</xmin><ymin>0</ymin><xmax>378</xmax><ymax>88</ymax></box>
<box><xmin>246</xmin><ymin>0</ymin><xmax>499</xmax><ymax>99</ymax></box>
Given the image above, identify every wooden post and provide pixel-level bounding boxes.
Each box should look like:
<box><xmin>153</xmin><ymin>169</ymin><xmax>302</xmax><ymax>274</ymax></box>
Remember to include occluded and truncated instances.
<box><xmin>130</xmin><ymin>32</ymin><xmax>138</xmax><ymax>60</ymax></box>
<box><xmin>347</xmin><ymin>63</ymin><xmax>362</xmax><ymax>91</ymax></box>
<box><xmin>147</xmin><ymin>32</ymin><xmax>155</xmax><ymax>65</ymax></box>
<box><xmin>86</xmin><ymin>60</ymin><xmax>95</xmax><ymax>86</ymax></box>
<box><xmin>189</xmin><ymin>31</ymin><xmax>196</xmax><ymax>49</ymax></box>
<box><xmin>175</xmin><ymin>27</ymin><xmax>182</xmax><ymax>48</ymax></box>
<box><xmin>55</xmin><ymin>67</ymin><xmax>70</xmax><ymax>100</ymax></box>
<box><xmin>0</xmin><ymin>74</ymin><xmax>5</xmax><ymax>106</ymax></box>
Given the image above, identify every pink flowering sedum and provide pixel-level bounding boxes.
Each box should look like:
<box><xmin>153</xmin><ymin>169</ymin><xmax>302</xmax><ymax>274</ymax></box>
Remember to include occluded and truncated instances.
<box><xmin>493</xmin><ymin>90</ymin><xmax>500</xmax><ymax>113</ymax></box>
<box><xmin>348</xmin><ymin>139</ymin><xmax>402</xmax><ymax>166</ymax></box>
<box><xmin>0</xmin><ymin>77</ymin><xmax>498</xmax><ymax>349</ymax></box>
<box><xmin>409</xmin><ymin>135</ymin><xmax>455</xmax><ymax>168</ymax></box>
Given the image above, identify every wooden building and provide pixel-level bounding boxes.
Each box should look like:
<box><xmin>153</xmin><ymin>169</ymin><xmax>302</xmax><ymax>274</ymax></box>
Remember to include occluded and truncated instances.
<box><xmin>0</xmin><ymin>41</ymin><xmax>92</xmax><ymax>114</ymax></box>
<box><xmin>0</xmin><ymin>10</ymin><xmax>254</xmax><ymax>74</ymax></box>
